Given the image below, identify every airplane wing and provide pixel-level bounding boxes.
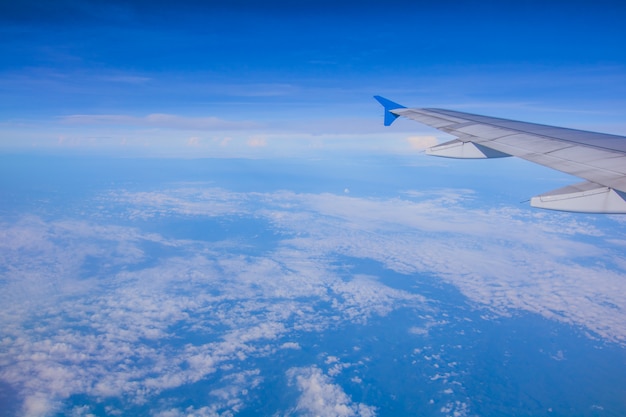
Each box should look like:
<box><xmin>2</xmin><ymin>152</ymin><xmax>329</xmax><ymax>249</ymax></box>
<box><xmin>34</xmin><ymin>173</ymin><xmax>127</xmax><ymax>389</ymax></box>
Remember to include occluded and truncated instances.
<box><xmin>374</xmin><ymin>96</ymin><xmax>626</xmax><ymax>213</ymax></box>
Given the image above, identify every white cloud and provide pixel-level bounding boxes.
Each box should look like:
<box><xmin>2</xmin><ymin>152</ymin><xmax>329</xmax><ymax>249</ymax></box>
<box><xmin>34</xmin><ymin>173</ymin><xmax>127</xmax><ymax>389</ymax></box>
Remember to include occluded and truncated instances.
<box><xmin>406</xmin><ymin>135</ymin><xmax>438</xmax><ymax>150</ymax></box>
<box><xmin>440</xmin><ymin>400</ymin><xmax>470</xmax><ymax>417</ymax></box>
<box><xmin>69</xmin><ymin>405</ymin><xmax>96</xmax><ymax>417</ymax></box>
<box><xmin>60</xmin><ymin>114</ymin><xmax>259</xmax><ymax>131</ymax></box>
<box><xmin>287</xmin><ymin>366</ymin><xmax>376</xmax><ymax>417</ymax></box>
<box><xmin>253</xmin><ymin>190</ymin><xmax>626</xmax><ymax>343</ymax></box>
<box><xmin>247</xmin><ymin>136</ymin><xmax>268</xmax><ymax>147</ymax></box>
<box><xmin>22</xmin><ymin>393</ymin><xmax>58</xmax><ymax>417</ymax></box>
<box><xmin>2</xmin><ymin>180</ymin><xmax>626</xmax><ymax>415</ymax></box>
<box><xmin>408</xmin><ymin>319</ymin><xmax>446</xmax><ymax>337</ymax></box>
<box><xmin>103</xmin><ymin>185</ymin><xmax>626</xmax><ymax>343</ymax></box>
<box><xmin>0</xmin><ymin>207</ymin><xmax>421</xmax><ymax>415</ymax></box>
<box><xmin>187</xmin><ymin>136</ymin><xmax>201</xmax><ymax>146</ymax></box>
<box><xmin>102</xmin><ymin>187</ymin><xmax>247</xmax><ymax>219</ymax></box>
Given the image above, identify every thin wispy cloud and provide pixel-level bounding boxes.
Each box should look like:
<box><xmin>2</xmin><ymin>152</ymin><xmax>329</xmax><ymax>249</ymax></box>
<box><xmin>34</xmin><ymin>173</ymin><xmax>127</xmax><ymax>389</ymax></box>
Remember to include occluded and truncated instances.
<box><xmin>60</xmin><ymin>114</ymin><xmax>259</xmax><ymax>131</ymax></box>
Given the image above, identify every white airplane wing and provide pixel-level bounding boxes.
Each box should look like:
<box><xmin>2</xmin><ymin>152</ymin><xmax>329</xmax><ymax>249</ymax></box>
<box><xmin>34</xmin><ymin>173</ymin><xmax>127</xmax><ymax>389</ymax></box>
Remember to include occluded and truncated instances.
<box><xmin>375</xmin><ymin>96</ymin><xmax>626</xmax><ymax>213</ymax></box>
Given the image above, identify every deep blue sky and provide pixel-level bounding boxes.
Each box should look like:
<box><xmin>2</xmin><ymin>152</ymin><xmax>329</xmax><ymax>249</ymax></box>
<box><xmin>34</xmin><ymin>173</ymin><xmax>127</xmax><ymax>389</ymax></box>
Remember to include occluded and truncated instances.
<box><xmin>1</xmin><ymin>0</ymin><xmax>626</xmax><ymax>156</ymax></box>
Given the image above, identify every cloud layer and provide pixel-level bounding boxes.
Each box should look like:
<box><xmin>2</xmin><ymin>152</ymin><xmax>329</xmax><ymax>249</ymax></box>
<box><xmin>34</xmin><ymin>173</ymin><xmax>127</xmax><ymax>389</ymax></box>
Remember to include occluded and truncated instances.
<box><xmin>1</xmin><ymin>180</ymin><xmax>625</xmax><ymax>416</ymax></box>
<box><xmin>104</xmin><ymin>185</ymin><xmax>626</xmax><ymax>343</ymax></box>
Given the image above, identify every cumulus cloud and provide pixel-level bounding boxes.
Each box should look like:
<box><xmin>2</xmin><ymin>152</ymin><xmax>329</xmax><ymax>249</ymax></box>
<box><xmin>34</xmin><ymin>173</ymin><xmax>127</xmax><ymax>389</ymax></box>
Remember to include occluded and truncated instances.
<box><xmin>287</xmin><ymin>366</ymin><xmax>376</xmax><ymax>417</ymax></box>
<box><xmin>22</xmin><ymin>393</ymin><xmax>57</xmax><ymax>417</ymax></box>
<box><xmin>440</xmin><ymin>400</ymin><xmax>470</xmax><ymax>417</ymax></box>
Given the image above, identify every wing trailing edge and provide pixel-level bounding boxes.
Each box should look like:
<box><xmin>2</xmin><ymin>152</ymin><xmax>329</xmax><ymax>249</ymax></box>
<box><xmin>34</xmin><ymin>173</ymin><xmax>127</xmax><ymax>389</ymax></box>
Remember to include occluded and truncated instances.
<box><xmin>426</xmin><ymin>139</ymin><xmax>511</xmax><ymax>159</ymax></box>
<box><xmin>375</xmin><ymin>96</ymin><xmax>626</xmax><ymax>213</ymax></box>
<box><xmin>530</xmin><ymin>182</ymin><xmax>626</xmax><ymax>213</ymax></box>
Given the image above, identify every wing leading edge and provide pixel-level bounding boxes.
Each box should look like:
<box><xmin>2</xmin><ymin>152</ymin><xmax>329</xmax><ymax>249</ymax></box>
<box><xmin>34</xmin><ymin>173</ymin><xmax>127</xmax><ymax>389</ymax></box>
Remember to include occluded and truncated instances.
<box><xmin>374</xmin><ymin>96</ymin><xmax>626</xmax><ymax>213</ymax></box>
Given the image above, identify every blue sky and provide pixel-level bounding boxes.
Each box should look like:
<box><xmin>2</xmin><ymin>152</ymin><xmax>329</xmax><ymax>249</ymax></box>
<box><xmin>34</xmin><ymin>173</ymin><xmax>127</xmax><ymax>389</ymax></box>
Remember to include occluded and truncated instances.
<box><xmin>1</xmin><ymin>0</ymin><xmax>626</xmax><ymax>156</ymax></box>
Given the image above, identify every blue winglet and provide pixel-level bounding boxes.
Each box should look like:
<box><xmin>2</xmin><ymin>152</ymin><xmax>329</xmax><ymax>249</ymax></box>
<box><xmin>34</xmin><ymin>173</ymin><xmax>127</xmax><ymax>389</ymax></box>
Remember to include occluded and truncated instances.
<box><xmin>374</xmin><ymin>96</ymin><xmax>406</xmax><ymax>126</ymax></box>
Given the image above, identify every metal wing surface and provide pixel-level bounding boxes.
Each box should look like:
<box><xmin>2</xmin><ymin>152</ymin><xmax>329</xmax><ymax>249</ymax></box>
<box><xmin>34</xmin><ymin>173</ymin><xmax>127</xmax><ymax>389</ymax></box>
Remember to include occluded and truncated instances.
<box><xmin>374</xmin><ymin>96</ymin><xmax>626</xmax><ymax>213</ymax></box>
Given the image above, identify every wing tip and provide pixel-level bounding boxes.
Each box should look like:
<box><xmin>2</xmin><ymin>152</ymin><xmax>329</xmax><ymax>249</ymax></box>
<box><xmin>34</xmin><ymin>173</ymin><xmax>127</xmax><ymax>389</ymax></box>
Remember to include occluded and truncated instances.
<box><xmin>374</xmin><ymin>96</ymin><xmax>406</xmax><ymax>126</ymax></box>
